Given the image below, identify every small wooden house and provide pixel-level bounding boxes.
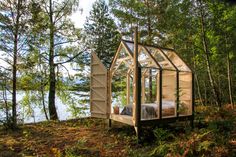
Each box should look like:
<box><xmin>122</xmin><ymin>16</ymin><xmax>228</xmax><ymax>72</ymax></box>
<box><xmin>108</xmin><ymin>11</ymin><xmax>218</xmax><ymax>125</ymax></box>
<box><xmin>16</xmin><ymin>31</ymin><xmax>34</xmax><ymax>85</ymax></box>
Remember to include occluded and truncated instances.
<box><xmin>90</xmin><ymin>29</ymin><xmax>194</xmax><ymax>139</ymax></box>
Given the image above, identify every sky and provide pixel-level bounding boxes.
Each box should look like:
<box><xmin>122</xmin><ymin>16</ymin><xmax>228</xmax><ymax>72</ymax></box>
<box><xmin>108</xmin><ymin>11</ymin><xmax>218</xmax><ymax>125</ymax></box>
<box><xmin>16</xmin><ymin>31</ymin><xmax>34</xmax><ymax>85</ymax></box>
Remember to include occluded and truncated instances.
<box><xmin>70</xmin><ymin>0</ymin><xmax>97</xmax><ymax>28</ymax></box>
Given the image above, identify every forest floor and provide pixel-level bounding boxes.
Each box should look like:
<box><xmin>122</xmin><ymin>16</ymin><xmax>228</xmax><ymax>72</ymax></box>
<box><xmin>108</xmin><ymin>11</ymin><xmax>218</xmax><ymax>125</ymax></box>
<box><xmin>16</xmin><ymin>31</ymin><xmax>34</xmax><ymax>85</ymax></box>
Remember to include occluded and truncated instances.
<box><xmin>0</xmin><ymin>105</ymin><xmax>236</xmax><ymax>157</ymax></box>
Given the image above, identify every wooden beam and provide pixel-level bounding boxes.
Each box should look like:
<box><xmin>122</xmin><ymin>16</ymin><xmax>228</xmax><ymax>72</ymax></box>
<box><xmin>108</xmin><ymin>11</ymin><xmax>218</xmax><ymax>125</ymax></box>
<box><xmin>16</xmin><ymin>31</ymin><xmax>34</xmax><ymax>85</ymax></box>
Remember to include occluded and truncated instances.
<box><xmin>110</xmin><ymin>43</ymin><xmax>123</xmax><ymax>71</ymax></box>
<box><xmin>159</xmin><ymin>70</ymin><xmax>162</xmax><ymax>119</ymax></box>
<box><xmin>141</xmin><ymin>75</ymin><xmax>145</xmax><ymax>104</ymax></box>
<box><xmin>127</xmin><ymin>72</ymin><xmax>130</xmax><ymax>105</ymax></box>
<box><xmin>156</xmin><ymin>71</ymin><xmax>159</xmax><ymax>119</ymax></box>
<box><xmin>110</xmin><ymin>114</ymin><xmax>133</xmax><ymax>126</ymax></box>
<box><xmin>111</xmin><ymin>60</ymin><xmax>123</xmax><ymax>77</ymax></box>
<box><xmin>176</xmin><ymin>71</ymin><xmax>179</xmax><ymax>117</ymax></box>
<box><xmin>133</xmin><ymin>27</ymin><xmax>141</xmax><ymax>142</ymax></box>
<box><xmin>134</xmin><ymin>27</ymin><xmax>139</xmax><ymax>127</ymax></box>
<box><xmin>117</xmin><ymin>56</ymin><xmax>131</xmax><ymax>63</ymax></box>
<box><xmin>139</xmin><ymin>59</ymin><xmax>152</xmax><ymax>63</ymax></box>
<box><xmin>108</xmin><ymin>70</ymin><xmax>112</xmax><ymax>127</ymax></box>
<box><xmin>191</xmin><ymin>73</ymin><xmax>195</xmax><ymax>128</ymax></box>
<box><xmin>140</xmin><ymin>115</ymin><xmax>193</xmax><ymax>126</ymax></box>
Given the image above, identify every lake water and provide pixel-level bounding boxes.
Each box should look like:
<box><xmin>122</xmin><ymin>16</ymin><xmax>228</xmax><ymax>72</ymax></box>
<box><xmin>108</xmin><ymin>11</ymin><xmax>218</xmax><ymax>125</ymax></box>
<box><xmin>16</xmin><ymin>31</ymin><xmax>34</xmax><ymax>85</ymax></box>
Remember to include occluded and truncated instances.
<box><xmin>0</xmin><ymin>91</ymin><xmax>90</xmax><ymax>124</ymax></box>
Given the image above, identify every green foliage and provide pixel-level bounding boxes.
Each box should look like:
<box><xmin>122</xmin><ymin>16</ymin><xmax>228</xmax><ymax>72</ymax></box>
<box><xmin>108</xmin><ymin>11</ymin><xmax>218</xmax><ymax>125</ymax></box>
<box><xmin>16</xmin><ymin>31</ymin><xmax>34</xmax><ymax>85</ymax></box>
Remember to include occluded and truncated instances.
<box><xmin>64</xmin><ymin>138</ymin><xmax>100</xmax><ymax>157</ymax></box>
<box><xmin>57</xmin><ymin>89</ymin><xmax>87</xmax><ymax>118</ymax></box>
<box><xmin>197</xmin><ymin>140</ymin><xmax>214</xmax><ymax>152</ymax></box>
<box><xmin>0</xmin><ymin>116</ymin><xmax>17</xmax><ymax>130</ymax></box>
<box><xmin>20</xmin><ymin>91</ymin><xmax>35</xmax><ymax>118</ymax></box>
<box><xmin>150</xmin><ymin>128</ymin><xmax>175</xmax><ymax>156</ymax></box>
<box><xmin>153</xmin><ymin>128</ymin><xmax>175</xmax><ymax>144</ymax></box>
<box><xmin>84</xmin><ymin>0</ymin><xmax>121</xmax><ymax>68</ymax></box>
<box><xmin>149</xmin><ymin>105</ymin><xmax>236</xmax><ymax>156</ymax></box>
<box><xmin>110</xmin><ymin>0</ymin><xmax>236</xmax><ymax>105</ymax></box>
<box><xmin>150</xmin><ymin>128</ymin><xmax>215</xmax><ymax>157</ymax></box>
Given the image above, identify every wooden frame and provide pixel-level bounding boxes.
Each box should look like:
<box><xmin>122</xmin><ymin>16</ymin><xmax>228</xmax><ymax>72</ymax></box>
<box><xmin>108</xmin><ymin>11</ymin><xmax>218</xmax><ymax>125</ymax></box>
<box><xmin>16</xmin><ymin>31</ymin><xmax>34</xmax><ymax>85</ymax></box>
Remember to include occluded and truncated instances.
<box><xmin>90</xmin><ymin>28</ymin><xmax>194</xmax><ymax>141</ymax></box>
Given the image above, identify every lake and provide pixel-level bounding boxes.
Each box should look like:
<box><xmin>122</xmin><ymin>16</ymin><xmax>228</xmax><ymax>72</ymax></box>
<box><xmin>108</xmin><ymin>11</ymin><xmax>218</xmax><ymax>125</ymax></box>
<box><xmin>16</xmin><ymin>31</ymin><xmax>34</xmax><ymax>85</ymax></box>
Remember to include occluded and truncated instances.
<box><xmin>0</xmin><ymin>91</ymin><xmax>90</xmax><ymax>124</ymax></box>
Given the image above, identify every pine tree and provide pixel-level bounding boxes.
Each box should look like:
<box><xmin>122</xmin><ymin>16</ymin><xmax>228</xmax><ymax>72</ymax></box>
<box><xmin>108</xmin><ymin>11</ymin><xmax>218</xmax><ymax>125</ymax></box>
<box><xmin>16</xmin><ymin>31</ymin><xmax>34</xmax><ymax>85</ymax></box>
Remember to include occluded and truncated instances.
<box><xmin>0</xmin><ymin>0</ymin><xmax>30</xmax><ymax>128</ymax></box>
<box><xmin>84</xmin><ymin>0</ymin><xmax>121</xmax><ymax>68</ymax></box>
<box><xmin>33</xmin><ymin>0</ymin><xmax>80</xmax><ymax>120</ymax></box>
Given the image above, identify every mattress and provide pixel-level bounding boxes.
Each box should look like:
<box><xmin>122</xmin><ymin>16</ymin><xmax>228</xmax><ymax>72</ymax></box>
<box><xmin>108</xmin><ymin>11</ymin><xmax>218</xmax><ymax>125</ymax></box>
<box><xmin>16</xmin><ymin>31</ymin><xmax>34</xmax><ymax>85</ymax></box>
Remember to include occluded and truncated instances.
<box><xmin>120</xmin><ymin>100</ymin><xmax>175</xmax><ymax>119</ymax></box>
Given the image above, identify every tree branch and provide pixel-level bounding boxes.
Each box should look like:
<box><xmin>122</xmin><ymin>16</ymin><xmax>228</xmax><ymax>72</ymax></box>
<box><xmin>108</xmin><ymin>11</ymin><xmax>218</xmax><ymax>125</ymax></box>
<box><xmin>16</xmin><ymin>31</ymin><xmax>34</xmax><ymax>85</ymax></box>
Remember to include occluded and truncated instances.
<box><xmin>54</xmin><ymin>50</ymin><xmax>85</xmax><ymax>65</ymax></box>
<box><xmin>54</xmin><ymin>40</ymin><xmax>78</xmax><ymax>47</ymax></box>
<box><xmin>60</xmin><ymin>63</ymin><xmax>72</xmax><ymax>80</ymax></box>
<box><xmin>53</xmin><ymin>0</ymin><xmax>71</xmax><ymax>24</ymax></box>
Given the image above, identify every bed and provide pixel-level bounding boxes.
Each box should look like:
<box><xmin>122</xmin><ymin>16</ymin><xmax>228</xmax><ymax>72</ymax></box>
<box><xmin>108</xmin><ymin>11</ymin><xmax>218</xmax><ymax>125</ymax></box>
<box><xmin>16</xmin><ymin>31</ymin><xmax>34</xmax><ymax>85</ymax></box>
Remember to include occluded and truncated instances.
<box><xmin>120</xmin><ymin>100</ymin><xmax>176</xmax><ymax>119</ymax></box>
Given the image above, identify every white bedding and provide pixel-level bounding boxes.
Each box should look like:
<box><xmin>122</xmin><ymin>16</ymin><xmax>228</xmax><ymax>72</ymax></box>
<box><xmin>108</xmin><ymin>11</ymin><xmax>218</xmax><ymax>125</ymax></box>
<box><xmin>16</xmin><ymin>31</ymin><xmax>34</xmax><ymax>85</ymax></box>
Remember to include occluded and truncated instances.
<box><xmin>120</xmin><ymin>100</ymin><xmax>175</xmax><ymax>119</ymax></box>
<box><xmin>144</xmin><ymin>100</ymin><xmax>175</xmax><ymax>109</ymax></box>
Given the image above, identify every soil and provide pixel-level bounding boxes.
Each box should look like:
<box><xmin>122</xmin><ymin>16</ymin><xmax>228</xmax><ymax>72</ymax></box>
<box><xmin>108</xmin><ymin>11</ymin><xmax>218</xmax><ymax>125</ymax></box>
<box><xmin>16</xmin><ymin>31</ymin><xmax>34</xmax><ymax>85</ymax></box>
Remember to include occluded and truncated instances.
<box><xmin>0</xmin><ymin>118</ymin><xmax>136</xmax><ymax>157</ymax></box>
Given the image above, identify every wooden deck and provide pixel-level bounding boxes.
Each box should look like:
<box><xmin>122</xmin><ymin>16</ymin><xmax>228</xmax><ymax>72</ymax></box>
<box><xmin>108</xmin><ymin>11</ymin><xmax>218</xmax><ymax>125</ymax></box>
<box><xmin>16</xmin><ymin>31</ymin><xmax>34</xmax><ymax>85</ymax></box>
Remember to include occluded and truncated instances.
<box><xmin>110</xmin><ymin>114</ymin><xmax>134</xmax><ymax>126</ymax></box>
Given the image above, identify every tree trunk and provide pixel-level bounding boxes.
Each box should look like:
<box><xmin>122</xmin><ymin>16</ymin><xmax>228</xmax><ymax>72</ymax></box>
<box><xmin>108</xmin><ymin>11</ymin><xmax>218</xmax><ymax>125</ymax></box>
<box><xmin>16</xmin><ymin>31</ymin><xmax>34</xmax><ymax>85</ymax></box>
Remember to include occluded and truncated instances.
<box><xmin>192</xmin><ymin>49</ymin><xmax>204</xmax><ymax>106</ymax></box>
<box><xmin>48</xmin><ymin>0</ymin><xmax>58</xmax><ymax>120</ymax></box>
<box><xmin>39</xmin><ymin>52</ymin><xmax>49</xmax><ymax>120</ymax></box>
<box><xmin>198</xmin><ymin>0</ymin><xmax>221</xmax><ymax>107</ymax></box>
<box><xmin>225</xmin><ymin>36</ymin><xmax>234</xmax><ymax>107</ymax></box>
<box><xmin>41</xmin><ymin>82</ymin><xmax>49</xmax><ymax>120</ymax></box>
<box><xmin>146</xmin><ymin>0</ymin><xmax>152</xmax><ymax>44</ymax></box>
<box><xmin>12</xmin><ymin>0</ymin><xmax>21</xmax><ymax>128</ymax></box>
<box><xmin>203</xmin><ymin>81</ymin><xmax>207</xmax><ymax>104</ymax></box>
<box><xmin>2</xmin><ymin>80</ymin><xmax>9</xmax><ymax>121</ymax></box>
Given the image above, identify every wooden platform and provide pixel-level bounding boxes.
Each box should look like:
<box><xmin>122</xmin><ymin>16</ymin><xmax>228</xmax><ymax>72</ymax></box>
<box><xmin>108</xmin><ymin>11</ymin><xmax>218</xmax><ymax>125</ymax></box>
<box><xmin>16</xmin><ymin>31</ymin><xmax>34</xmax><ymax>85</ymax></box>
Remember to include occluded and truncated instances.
<box><xmin>110</xmin><ymin>114</ymin><xmax>133</xmax><ymax>126</ymax></box>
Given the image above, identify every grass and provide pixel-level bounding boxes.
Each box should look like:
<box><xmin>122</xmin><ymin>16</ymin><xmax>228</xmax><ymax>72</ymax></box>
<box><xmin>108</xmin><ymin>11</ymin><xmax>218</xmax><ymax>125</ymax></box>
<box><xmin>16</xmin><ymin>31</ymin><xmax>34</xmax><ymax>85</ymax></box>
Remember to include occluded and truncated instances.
<box><xmin>0</xmin><ymin>105</ymin><xmax>235</xmax><ymax>157</ymax></box>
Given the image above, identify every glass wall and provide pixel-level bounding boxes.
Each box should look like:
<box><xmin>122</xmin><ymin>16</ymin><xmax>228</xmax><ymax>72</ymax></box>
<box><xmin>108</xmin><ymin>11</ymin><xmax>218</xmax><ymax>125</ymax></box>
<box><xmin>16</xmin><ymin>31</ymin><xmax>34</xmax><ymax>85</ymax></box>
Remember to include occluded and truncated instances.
<box><xmin>179</xmin><ymin>71</ymin><xmax>192</xmax><ymax>116</ymax></box>
<box><xmin>161</xmin><ymin>70</ymin><xmax>177</xmax><ymax>118</ymax></box>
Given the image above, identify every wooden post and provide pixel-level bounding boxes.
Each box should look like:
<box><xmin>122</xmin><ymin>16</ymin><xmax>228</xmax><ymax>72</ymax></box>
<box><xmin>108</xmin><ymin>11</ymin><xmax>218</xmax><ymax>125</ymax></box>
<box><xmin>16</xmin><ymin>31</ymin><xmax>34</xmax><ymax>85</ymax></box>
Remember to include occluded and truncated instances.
<box><xmin>156</xmin><ymin>72</ymin><xmax>159</xmax><ymax>119</ymax></box>
<box><xmin>108</xmin><ymin>69</ymin><xmax>112</xmax><ymax>128</ymax></box>
<box><xmin>127</xmin><ymin>72</ymin><xmax>130</xmax><ymax>105</ymax></box>
<box><xmin>191</xmin><ymin>73</ymin><xmax>195</xmax><ymax>129</ymax></box>
<box><xmin>149</xmin><ymin>69</ymin><xmax>152</xmax><ymax>102</ymax></box>
<box><xmin>141</xmin><ymin>75</ymin><xmax>145</xmax><ymax>104</ymax></box>
<box><xmin>176</xmin><ymin>71</ymin><xmax>179</xmax><ymax>117</ymax></box>
<box><xmin>136</xmin><ymin>67</ymin><xmax>142</xmax><ymax>142</ymax></box>
<box><xmin>159</xmin><ymin>70</ymin><xmax>162</xmax><ymax>119</ymax></box>
<box><xmin>133</xmin><ymin>27</ymin><xmax>141</xmax><ymax>142</ymax></box>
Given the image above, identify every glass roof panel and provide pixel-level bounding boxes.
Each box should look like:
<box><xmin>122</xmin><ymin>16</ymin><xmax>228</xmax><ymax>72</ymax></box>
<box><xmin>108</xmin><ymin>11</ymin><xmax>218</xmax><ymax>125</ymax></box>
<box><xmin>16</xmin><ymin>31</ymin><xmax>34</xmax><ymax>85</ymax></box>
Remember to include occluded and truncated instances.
<box><xmin>138</xmin><ymin>48</ymin><xmax>150</xmax><ymax>67</ymax></box>
<box><xmin>146</xmin><ymin>46</ymin><xmax>175</xmax><ymax>70</ymax></box>
<box><xmin>138</xmin><ymin>47</ymin><xmax>158</xmax><ymax>68</ymax></box>
<box><xmin>125</xmin><ymin>42</ymin><xmax>134</xmax><ymax>52</ymax></box>
<box><xmin>163</xmin><ymin>50</ymin><xmax>191</xmax><ymax>71</ymax></box>
<box><xmin>119</xmin><ymin>41</ymin><xmax>191</xmax><ymax>71</ymax></box>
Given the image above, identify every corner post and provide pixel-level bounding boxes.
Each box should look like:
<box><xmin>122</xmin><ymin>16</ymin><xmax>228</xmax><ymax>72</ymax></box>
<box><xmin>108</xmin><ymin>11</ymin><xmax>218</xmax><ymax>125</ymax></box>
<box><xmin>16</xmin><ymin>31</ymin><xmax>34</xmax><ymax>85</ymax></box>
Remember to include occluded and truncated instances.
<box><xmin>108</xmin><ymin>69</ymin><xmax>112</xmax><ymax>128</ymax></box>
<box><xmin>176</xmin><ymin>71</ymin><xmax>180</xmax><ymax>117</ymax></box>
<box><xmin>191</xmin><ymin>73</ymin><xmax>195</xmax><ymax>129</ymax></box>
<box><xmin>133</xmin><ymin>27</ymin><xmax>141</xmax><ymax>142</ymax></box>
<box><xmin>159</xmin><ymin>70</ymin><xmax>162</xmax><ymax>119</ymax></box>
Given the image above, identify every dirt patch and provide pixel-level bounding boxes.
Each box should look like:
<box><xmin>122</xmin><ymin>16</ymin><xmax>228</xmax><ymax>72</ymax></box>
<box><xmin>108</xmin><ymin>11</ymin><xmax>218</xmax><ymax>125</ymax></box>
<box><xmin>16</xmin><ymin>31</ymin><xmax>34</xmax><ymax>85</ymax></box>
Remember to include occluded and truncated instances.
<box><xmin>0</xmin><ymin>118</ymin><xmax>135</xmax><ymax>157</ymax></box>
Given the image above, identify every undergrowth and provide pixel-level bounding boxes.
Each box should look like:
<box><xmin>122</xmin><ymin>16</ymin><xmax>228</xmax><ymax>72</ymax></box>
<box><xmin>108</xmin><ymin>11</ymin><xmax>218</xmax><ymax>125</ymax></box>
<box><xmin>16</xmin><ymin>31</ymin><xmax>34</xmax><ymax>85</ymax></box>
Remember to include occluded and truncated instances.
<box><xmin>128</xmin><ymin>105</ymin><xmax>236</xmax><ymax>157</ymax></box>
